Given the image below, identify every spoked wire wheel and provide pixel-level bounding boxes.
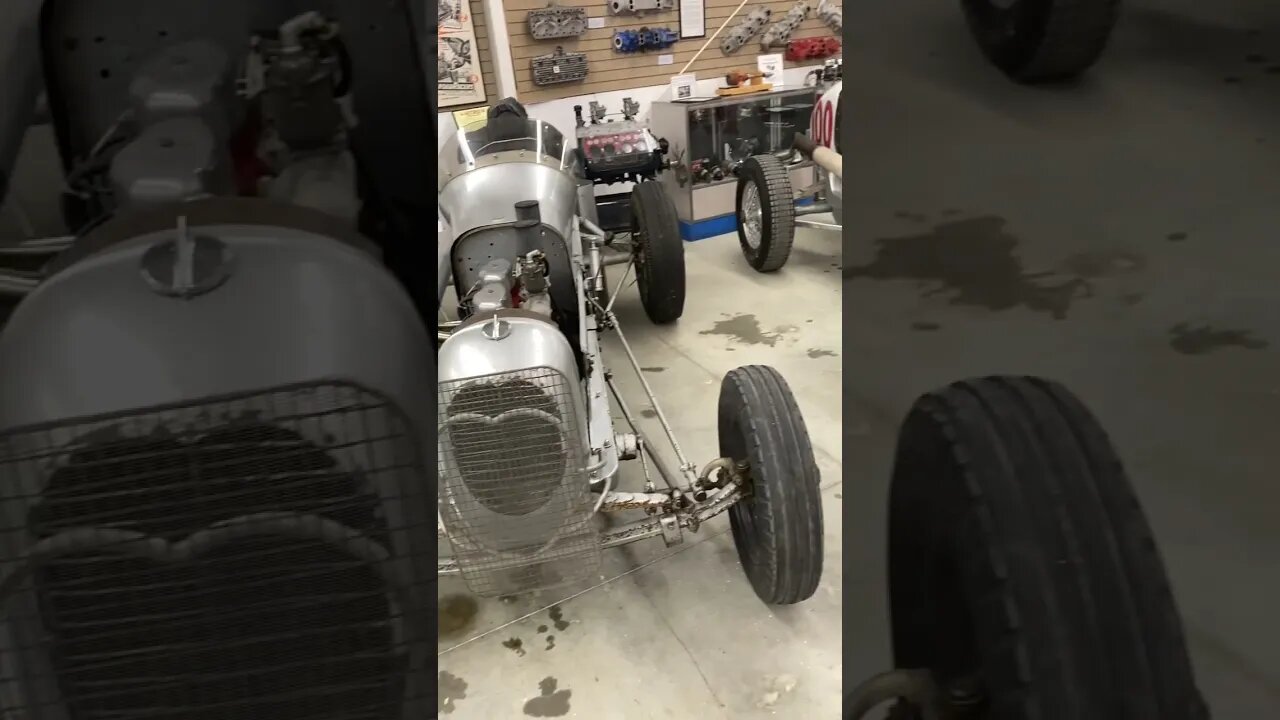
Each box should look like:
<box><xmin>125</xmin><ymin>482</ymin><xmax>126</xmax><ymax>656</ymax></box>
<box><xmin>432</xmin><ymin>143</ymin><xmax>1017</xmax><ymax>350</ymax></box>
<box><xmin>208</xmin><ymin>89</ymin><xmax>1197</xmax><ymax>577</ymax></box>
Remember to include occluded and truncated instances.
<box><xmin>735</xmin><ymin>155</ymin><xmax>795</xmax><ymax>272</ymax></box>
<box><xmin>741</xmin><ymin>181</ymin><xmax>764</xmax><ymax>251</ymax></box>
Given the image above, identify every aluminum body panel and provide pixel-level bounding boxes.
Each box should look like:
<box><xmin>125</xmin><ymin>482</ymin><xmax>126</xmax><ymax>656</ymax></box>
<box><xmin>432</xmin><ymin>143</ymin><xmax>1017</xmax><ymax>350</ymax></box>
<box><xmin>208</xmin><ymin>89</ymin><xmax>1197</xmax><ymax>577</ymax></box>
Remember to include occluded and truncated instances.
<box><xmin>437</xmin><ymin>316</ymin><xmax>583</xmax><ymax>411</ymax></box>
<box><xmin>0</xmin><ymin>212</ymin><xmax>434</xmax><ymax>445</ymax></box>
<box><xmin>438</xmin><ymin>161</ymin><xmax>580</xmax><ymax>245</ymax></box>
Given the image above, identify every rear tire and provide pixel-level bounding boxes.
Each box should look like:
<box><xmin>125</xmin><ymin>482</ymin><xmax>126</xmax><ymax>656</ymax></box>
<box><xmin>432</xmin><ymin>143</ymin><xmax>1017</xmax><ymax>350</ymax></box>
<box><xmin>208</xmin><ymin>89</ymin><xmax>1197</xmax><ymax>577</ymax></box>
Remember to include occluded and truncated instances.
<box><xmin>887</xmin><ymin>376</ymin><xmax>1207</xmax><ymax>719</ymax></box>
<box><xmin>961</xmin><ymin>0</ymin><xmax>1122</xmax><ymax>82</ymax></box>
<box><xmin>735</xmin><ymin>155</ymin><xmax>795</xmax><ymax>272</ymax></box>
<box><xmin>719</xmin><ymin>365</ymin><xmax>823</xmax><ymax>605</ymax></box>
<box><xmin>629</xmin><ymin>181</ymin><xmax>685</xmax><ymax>324</ymax></box>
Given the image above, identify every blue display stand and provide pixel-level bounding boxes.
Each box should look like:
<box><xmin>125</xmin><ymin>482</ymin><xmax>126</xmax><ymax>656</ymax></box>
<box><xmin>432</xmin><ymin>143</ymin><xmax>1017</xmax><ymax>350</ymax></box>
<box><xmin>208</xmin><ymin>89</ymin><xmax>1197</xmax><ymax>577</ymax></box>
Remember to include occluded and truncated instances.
<box><xmin>678</xmin><ymin>197</ymin><xmax>816</xmax><ymax>242</ymax></box>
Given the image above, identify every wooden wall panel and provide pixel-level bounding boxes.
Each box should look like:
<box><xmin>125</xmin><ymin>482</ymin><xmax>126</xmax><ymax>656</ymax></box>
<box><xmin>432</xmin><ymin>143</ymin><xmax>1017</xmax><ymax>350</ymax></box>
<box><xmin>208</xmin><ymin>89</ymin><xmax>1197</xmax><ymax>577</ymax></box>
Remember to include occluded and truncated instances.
<box><xmin>506</xmin><ymin>0</ymin><xmax>838</xmax><ymax>104</ymax></box>
<box><xmin>447</xmin><ymin>0</ymin><xmax>500</xmax><ymax>111</ymax></box>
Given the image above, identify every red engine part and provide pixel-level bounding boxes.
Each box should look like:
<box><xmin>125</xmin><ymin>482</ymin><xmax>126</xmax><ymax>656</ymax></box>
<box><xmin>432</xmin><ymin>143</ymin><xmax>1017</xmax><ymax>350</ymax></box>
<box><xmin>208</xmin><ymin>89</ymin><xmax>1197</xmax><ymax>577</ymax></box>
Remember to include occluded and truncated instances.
<box><xmin>785</xmin><ymin>37</ymin><xmax>841</xmax><ymax>62</ymax></box>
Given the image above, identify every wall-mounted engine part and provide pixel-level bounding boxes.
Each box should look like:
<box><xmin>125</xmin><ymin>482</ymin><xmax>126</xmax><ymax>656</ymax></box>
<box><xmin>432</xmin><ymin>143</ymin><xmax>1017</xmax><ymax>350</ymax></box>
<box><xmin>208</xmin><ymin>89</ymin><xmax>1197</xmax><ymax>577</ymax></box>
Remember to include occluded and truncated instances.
<box><xmin>760</xmin><ymin>2</ymin><xmax>810</xmax><ymax>50</ymax></box>
<box><xmin>109</xmin><ymin>117</ymin><xmax>234</xmax><ymax>211</ymax></box>
<box><xmin>622</xmin><ymin>97</ymin><xmax>640</xmax><ymax>120</ymax></box>
<box><xmin>613</xmin><ymin>26</ymin><xmax>679</xmax><ymax>53</ymax></box>
<box><xmin>608</xmin><ymin>0</ymin><xmax>675</xmax><ymax>15</ymax></box>
<box><xmin>588</xmin><ymin>101</ymin><xmax>608</xmax><ymax>124</ymax></box>
<box><xmin>817</xmin><ymin>0</ymin><xmax>842</xmax><ymax>33</ymax></box>
<box><xmin>532</xmin><ymin>47</ymin><xmax>589</xmax><ymax>85</ymax></box>
<box><xmin>720</xmin><ymin>7</ymin><xmax>772</xmax><ymax>55</ymax></box>
<box><xmin>786</xmin><ymin>37</ymin><xmax>841</xmax><ymax>62</ymax></box>
<box><xmin>528</xmin><ymin>6</ymin><xmax>589</xmax><ymax>39</ymax></box>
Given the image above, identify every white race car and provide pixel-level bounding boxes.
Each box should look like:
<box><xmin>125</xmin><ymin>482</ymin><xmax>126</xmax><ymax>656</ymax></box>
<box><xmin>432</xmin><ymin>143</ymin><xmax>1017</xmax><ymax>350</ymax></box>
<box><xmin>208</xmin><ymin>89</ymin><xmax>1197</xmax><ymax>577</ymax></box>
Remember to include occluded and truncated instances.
<box><xmin>734</xmin><ymin>62</ymin><xmax>843</xmax><ymax>272</ymax></box>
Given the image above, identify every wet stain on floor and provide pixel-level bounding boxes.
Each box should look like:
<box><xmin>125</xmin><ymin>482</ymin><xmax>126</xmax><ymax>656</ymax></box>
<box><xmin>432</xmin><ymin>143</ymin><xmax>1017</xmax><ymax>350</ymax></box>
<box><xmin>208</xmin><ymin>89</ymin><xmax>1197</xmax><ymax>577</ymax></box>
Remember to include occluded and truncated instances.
<box><xmin>640</xmin><ymin>408</ymin><xmax>658</xmax><ymax>418</ymax></box>
<box><xmin>700</xmin><ymin>314</ymin><xmax>794</xmax><ymax>346</ymax></box>
<box><xmin>894</xmin><ymin>210</ymin><xmax>929</xmax><ymax>223</ymax></box>
<box><xmin>438</xmin><ymin>595</ymin><xmax>479</xmax><ymax>639</ymax></box>
<box><xmin>523</xmin><ymin>677</ymin><xmax>572</xmax><ymax>717</ymax></box>
<box><xmin>806</xmin><ymin>348</ymin><xmax>836</xmax><ymax>358</ymax></box>
<box><xmin>1167</xmin><ymin>232</ymin><xmax>1188</xmax><ymax>242</ymax></box>
<box><xmin>1169</xmin><ymin>323</ymin><xmax>1268</xmax><ymax>355</ymax></box>
<box><xmin>910</xmin><ymin>321</ymin><xmax>941</xmax><ymax>332</ymax></box>
<box><xmin>1224</xmin><ymin>76</ymin><xmax>1243</xmax><ymax>84</ymax></box>
<box><xmin>537</xmin><ymin>624</ymin><xmax>548</xmax><ymax>633</ymax></box>
<box><xmin>548</xmin><ymin>605</ymin><xmax>570</xmax><ymax>632</ymax></box>
<box><xmin>1120</xmin><ymin>292</ymin><xmax>1145</xmax><ymax>307</ymax></box>
<box><xmin>502</xmin><ymin>637</ymin><xmax>526</xmax><ymax>657</ymax></box>
<box><xmin>438</xmin><ymin>671</ymin><xmax>468</xmax><ymax>715</ymax></box>
<box><xmin>844</xmin><ymin>216</ymin><xmax>1095</xmax><ymax>319</ymax></box>
<box><xmin>1060</xmin><ymin>249</ymin><xmax>1145</xmax><ymax>278</ymax></box>
<box><xmin>641</xmin><ymin>366</ymin><xmax>666</xmax><ymax>373</ymax></box>
<box><xmin>545</xmin><ymin>634</ymin><xmax>556</xmax><ymax>651</ymax></box>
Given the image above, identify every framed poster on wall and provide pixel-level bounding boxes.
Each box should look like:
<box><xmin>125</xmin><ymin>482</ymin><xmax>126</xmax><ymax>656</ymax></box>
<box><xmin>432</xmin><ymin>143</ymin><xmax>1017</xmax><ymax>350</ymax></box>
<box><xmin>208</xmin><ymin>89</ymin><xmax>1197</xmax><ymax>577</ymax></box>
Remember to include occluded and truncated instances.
<box><xmin>438</xmin><ymin>0</ymin><xmax>488</xmax><ymax>108</ymax></box>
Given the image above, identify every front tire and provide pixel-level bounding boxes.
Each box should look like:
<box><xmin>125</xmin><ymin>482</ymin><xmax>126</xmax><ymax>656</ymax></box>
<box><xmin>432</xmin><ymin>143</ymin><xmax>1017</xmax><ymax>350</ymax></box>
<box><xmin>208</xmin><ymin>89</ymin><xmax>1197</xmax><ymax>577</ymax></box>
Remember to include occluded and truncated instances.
<box><xmin>735</xmin><ymin>155</ymin><xmax>795</xmax><ymax>272</ymax></box>
<box><xmin>629</xmin><ymin>181</ymin><xmax>685</xmax><ymax>324</ymax></box>
<box><xmin>720</xmin><ymin>365</ymin><xmax>823</xmax><ymax>605</ymax></box>
<box><xmin>888</xmin><ymin>376</ymin><xmax>1207</xmax><ymax>719</ymax></box>
<box><xmin>961</xmin><ymin>0</ymin><xmax>1122</xmax><ymax>82</ymax></box>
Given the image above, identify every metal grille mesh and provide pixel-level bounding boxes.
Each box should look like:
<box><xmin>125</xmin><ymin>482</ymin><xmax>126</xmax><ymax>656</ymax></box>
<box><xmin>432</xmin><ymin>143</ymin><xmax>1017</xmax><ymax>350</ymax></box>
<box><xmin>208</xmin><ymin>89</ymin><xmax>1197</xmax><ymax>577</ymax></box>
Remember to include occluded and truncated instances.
<box><xmin>0</xmin><ymin>382</ymin><xmax>434</xmax><ymax>719</ymax></box>
<box><xmin>438</xmin><ymin>368</ymin><xmax>600</xmax><ymax>597</ymax></box>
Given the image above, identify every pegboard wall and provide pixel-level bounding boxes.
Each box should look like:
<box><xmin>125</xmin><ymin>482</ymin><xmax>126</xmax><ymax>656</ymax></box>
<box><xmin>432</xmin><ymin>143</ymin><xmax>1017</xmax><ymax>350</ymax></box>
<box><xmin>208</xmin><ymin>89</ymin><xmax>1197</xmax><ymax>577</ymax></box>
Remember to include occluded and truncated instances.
<box><xmin>506</xmin><ymin>0</ymin><xmax>839</xmax><ymax>103</ymax></box>
<box><xmin>449</xmin><ymin>0</ymin><xmax>500</xmax><ymax>110</ymax></box>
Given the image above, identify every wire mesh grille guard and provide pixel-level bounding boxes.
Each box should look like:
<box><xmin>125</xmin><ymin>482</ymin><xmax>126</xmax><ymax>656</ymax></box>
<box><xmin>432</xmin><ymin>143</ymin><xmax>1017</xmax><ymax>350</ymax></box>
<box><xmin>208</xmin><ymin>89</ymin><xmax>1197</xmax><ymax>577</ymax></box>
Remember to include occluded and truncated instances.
<box><xmin>438</xmin><ymin>367</ymin><xmax>600</xmax><ymax>598</ymax></box>
<box><xmin>0</xmin><ymin>382</ymin><xmax>434</xmax><ymax>720</ymax></box>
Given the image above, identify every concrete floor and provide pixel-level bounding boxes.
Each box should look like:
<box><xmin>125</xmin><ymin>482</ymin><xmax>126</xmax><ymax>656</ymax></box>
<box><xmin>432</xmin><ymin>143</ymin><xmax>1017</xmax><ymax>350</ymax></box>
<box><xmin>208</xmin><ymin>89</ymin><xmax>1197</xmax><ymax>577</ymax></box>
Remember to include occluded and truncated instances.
<box><xmin>437</xmin><ymin>226</ymin><xmax>844</xmax><ymax>718</ymax></box>
<box><xmin>845</xmin><ymin>1</ymin><xmax>1280</xmax><ymax>717</ymax></box>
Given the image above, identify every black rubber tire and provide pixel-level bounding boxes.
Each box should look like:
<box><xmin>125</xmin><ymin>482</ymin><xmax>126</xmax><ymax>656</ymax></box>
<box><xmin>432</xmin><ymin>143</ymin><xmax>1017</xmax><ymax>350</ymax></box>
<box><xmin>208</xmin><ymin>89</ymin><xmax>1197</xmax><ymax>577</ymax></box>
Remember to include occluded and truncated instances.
<box><xmin>629</xmin><ymin>181</ymin><xmax>685</xmax><ymax>324</ymax></box>
<box><xmin>961</xmin><ymin>0</ymin><xmax>1122</xmax><ymax>82</ymax></box>
<box><xmin>720</xmin><ymin>365</ymin><xmax>823</xmax><ymax>605</ymax></box>
<box><xmin>887</xmin><ymin>376</ymin><xmax>1208</xmax><ymax>720</ymax></box>
<box><xmin>735</xmin><ymin>155</ymin><xmax>795</xmax><ymax>273</ymax></box>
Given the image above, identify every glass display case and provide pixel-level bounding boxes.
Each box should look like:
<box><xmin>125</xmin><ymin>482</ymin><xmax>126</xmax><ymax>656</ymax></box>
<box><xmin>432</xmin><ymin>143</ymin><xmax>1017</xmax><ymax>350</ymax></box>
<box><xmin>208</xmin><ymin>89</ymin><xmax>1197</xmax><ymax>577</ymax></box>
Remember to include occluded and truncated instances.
<box><xmin>651</xmin><ymin>87</ymin><xmax>817</xmax><ymax>237</ymax></box>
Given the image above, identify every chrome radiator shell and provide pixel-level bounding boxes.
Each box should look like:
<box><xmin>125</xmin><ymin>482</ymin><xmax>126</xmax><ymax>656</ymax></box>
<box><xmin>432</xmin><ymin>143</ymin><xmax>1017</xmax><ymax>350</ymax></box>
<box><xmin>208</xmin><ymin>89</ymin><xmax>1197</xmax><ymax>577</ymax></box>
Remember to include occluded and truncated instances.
<box><xmin>437</xmin><ymin>314</ymin><xmax>600</xmax><ymax>596</ymax></box>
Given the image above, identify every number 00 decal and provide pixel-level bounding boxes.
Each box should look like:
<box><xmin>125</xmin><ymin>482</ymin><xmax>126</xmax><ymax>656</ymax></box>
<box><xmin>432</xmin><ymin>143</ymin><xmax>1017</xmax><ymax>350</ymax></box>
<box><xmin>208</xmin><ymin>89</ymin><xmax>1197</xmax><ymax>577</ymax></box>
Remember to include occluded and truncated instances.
<box><xmin>811</xmin><ymin>100</ymin><xmax>836</xmax><ymax>148</ymax></box>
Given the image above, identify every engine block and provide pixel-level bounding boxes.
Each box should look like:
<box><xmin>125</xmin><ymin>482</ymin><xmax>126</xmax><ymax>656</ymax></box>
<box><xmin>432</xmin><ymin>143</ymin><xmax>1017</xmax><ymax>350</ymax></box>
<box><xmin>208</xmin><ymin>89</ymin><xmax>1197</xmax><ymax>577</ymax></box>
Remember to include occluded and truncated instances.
<box><xmin>817</xmin><ymin>0</ymin><xmax>842</xmax><ymax>33</ymax></box>
<box><xmin>608</xmin><ymin>0</ymin><xmax>675</xmax><ymax>15</ymax></box>
<box><xmin>721</xmin><ymin>7</ymin><xmax>772</xmax><ymax>55</ymax></box>
<box><xmin>786</xmin><ymin>37</ymin><xmax>842</xmax><ymax>62</ymax></box>
<box><xmin>760</xmin><ymin>1</ymin><xmax>811</xmax><ymax>50</ymax></box>
<box><xmin>527</xmin><ymin>6</ymin><xmax>588</xmax><ymax>39</ymax></box>
<box><xmin>613</xmin><ymin>26</ymin><xmax>679</xmax><ymax>53</ymax></box>
<box><xmin>532</xmin><ymin>47</ymin><xmax>590</xmax><ymax>85</ymax></box>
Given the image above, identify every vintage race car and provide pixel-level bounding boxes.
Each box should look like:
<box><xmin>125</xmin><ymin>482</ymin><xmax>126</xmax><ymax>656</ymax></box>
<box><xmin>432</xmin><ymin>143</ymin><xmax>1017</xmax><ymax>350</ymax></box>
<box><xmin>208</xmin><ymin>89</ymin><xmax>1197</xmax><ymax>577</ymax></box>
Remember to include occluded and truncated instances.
<box><xmin>734</xmin><ymin>60</ymin><xmax>843</xmax><ymax>272</ymax></box>
<box><xmin>436</xmin><ymin>102</ymin><xmax>828</xmax><ymax>605</ymax></box>
<box><xmin>0</xmin><ymin>2</ymin><xmax>1206</xmax><ymax>716</ymax></box>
